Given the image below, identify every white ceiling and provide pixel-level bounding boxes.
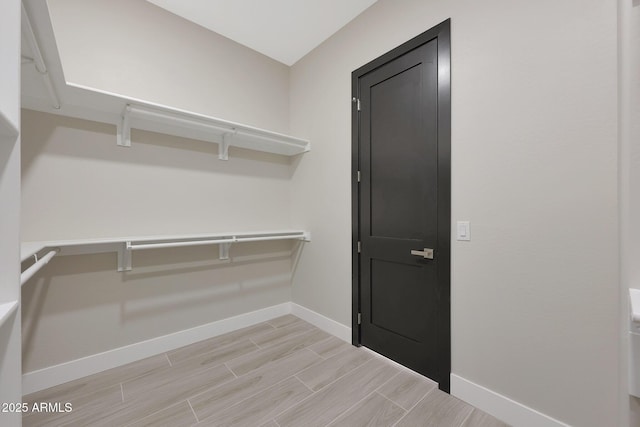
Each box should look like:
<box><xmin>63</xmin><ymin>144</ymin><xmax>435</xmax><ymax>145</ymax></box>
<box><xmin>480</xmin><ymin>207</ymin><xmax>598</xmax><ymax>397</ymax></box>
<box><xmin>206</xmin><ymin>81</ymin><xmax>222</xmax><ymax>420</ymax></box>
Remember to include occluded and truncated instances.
<box><xmin>145</xmin><ymin>0</ymin><xmax>378</xmax><ymax>66</ymax></box>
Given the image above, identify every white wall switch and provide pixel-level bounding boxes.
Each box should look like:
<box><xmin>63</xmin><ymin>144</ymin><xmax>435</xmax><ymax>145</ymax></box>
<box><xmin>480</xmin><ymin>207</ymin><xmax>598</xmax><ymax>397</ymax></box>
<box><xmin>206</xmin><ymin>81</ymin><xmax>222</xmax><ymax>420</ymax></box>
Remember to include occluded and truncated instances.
<box><xmin>457</xmin><ymin>221</ymin><xmax>470</xmax><ymax>241</ymax></box>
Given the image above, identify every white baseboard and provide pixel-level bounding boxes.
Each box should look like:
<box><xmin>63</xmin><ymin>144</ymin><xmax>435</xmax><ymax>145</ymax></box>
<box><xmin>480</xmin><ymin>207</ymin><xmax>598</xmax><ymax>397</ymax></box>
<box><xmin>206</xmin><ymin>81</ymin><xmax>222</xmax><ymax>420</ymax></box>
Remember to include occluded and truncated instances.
<box><xmin>450</xmin><ymin>374</ymin><xmax>569</xmax><ymax>427</ymax></box>
<box><xmin>22</xmin><ymin>302</ymin><xmax>291</xmax><ymax>395</ymax></box>
<box><xmin>290</xmin><ymin>303</ymin><xmax>351</xmax><ymax>343</ymax></box>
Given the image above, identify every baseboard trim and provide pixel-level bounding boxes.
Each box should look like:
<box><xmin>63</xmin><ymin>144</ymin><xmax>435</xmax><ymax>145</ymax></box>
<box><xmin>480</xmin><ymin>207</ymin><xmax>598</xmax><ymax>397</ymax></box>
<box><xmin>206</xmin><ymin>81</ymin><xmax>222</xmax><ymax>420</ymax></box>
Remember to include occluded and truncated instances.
<box><xmin>290</xmin><ymin>303</ymin><xmax>351</xmax><ymax>343</ymax></box>
<box><xmin>22</xmin><ymin>302</ymin><xmax>291</xmax><ymax>395</ymax></box>
<box><xmin>450</xmin><ymin>374</ymin><xmax>569</xmax><ymax>427</ymax></box>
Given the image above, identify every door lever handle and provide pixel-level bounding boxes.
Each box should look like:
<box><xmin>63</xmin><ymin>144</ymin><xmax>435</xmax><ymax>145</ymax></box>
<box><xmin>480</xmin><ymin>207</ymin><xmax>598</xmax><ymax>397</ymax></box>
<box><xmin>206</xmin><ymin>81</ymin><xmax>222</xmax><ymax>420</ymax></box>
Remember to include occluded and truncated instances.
<box><xmin>410</xmin><ymin>248</ymin><xmax>434</xmax><ymax>259</ymax></box>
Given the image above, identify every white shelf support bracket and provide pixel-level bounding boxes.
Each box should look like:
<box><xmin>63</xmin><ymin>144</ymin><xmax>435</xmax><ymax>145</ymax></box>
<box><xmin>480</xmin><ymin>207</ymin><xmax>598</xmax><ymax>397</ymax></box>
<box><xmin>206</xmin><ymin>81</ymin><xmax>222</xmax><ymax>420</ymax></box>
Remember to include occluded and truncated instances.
<box><xmin>118</xmin><ymin>242</ymin><xmax>132</xmax><ymax>271</ymax></box>
<box><xmin>302</xmin><ymin>232</ymin><xmax>311</xmax><ymax>242</ymax></box>
<box><xmin>117</xmin><ymin>105</ymin><xmax>132</xmax><ymax>147</ymax></box>
<box><xmin>219</xmin><ymin>242</ymin><xmax>232</xmax><ymax>260</ymax></box>
<box><xmin>219</xmin><ymin>129</ymin><xmax>236</xmax><ymax>161</ymax></box>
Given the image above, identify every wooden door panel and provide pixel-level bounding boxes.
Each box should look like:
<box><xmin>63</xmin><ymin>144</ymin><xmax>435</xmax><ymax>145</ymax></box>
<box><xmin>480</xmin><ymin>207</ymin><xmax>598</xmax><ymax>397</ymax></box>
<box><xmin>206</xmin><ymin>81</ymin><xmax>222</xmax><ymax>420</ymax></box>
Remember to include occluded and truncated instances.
<box><xmin>370</xmin><ymin>259</ymin><xmax>434</xmax><ymax>341</ymax></box>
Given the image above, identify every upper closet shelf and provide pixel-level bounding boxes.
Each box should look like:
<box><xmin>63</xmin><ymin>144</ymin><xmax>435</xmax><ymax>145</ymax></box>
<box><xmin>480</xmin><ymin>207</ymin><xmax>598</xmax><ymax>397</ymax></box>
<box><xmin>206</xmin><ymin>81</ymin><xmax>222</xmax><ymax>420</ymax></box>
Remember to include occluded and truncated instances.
<box><xmin>118</xmin><ymin>104</ymin><xmax>311</xmax><ymax>160</ymax></box>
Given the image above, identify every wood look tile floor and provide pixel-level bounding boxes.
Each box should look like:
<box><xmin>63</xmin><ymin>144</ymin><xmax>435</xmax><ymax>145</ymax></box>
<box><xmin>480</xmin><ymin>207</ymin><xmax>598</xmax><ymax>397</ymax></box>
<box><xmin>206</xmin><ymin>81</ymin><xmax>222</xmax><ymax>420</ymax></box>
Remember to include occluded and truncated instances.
<box><xmin>23</xmin><ymin>315</ymin><xmax>509</xmax><ymax>427</ymax></box>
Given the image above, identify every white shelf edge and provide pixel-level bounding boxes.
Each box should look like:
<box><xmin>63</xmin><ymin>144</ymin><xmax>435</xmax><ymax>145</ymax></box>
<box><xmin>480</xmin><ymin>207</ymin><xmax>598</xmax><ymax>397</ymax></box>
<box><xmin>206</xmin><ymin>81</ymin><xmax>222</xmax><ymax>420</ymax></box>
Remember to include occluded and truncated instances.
<box><xmin>119</xmin><ymin>103</ymin><xmax>310</xmax><ymax>157</ymax></box>
<box><xmin>21</xmin><ymin>230</ymin><xmax>311</xmax><ymax>272</ymax></box>
<box><xmin>0</xmin><ymin>300</ymin><xmax>19</xmax><ymax>328</ymax></box>
<box><xmin>55</xmin><ymin>81</ymin><xmax>311</xmax><ymax>158</ymax></box>
<box><xmin>22</xmin><ymin>229</ymin><xmax>308</xmax><ymax>255</ymax></box>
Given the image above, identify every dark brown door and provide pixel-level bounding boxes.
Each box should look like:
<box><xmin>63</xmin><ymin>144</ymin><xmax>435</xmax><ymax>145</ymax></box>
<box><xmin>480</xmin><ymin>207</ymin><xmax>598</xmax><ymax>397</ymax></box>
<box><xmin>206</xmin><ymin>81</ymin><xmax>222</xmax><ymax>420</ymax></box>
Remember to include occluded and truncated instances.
<box><xmin>352</xmin><ymin>20</ymin><xmax>451</xmax><ymax>392</ymax></box>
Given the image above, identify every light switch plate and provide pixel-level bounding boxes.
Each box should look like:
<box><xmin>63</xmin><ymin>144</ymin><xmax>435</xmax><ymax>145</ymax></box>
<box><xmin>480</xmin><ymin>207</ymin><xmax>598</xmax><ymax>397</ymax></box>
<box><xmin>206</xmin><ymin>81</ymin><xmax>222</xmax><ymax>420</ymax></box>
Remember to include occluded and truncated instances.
<box><xmin>457</xmin><ymin>221</ymin><xmax>470</xmax><ymax>241</ymax></box>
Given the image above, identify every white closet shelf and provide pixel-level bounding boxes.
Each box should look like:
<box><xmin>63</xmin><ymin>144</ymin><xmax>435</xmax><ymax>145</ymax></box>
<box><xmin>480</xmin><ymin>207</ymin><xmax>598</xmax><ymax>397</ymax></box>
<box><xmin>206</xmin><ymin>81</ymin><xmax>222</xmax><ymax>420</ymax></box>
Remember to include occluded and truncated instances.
<box><xmin>21</xmin><ymin>230</ymin><xmax>310</xmax><ymax>277</ymax></box>
<box><xmin>0</xmin><ymin>300</ymin><xmax>19</xmax><ymax>328</ymax></box>
<box><xmin>118</xmin><ymin>104</ymin><xmax>310</xmax><ymax>160</ymax></box>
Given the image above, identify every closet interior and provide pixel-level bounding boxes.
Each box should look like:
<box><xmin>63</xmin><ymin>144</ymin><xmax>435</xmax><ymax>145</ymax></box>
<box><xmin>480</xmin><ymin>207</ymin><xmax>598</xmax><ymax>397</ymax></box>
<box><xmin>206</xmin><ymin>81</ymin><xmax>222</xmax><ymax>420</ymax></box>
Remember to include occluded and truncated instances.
<box><xmin>4</xmin><ymin>1</ymin><xmax>317</xmax><ymax>417</ymax></box>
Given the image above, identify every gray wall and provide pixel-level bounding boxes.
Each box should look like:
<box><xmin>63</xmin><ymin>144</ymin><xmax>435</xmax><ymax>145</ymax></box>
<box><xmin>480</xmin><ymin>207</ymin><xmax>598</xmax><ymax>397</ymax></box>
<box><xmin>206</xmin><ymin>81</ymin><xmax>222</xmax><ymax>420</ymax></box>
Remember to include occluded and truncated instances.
<box><xmin>289</xmin><ymin>0</ymin><xmax>619</xmax><ymax>425</ymax></box>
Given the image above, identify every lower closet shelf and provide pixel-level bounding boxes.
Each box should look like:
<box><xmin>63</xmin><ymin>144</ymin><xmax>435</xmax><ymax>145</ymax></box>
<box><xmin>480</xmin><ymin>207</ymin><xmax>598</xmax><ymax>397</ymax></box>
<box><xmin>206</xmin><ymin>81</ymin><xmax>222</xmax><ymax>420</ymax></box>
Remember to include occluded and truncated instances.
<box><xmin>20</xmin><ymin>230</ymin><xmax>310</xmax><ymax>283</ymax></box>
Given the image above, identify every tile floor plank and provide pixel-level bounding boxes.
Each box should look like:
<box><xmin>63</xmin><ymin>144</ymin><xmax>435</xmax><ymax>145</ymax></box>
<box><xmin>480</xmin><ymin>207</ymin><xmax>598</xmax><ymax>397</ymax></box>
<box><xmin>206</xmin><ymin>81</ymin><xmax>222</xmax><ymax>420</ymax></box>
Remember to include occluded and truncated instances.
<box><xmin>196</xmin><ymin>377</ymin><xmax>313</xmax><ymax>426</ymax></box>
<box><xmin>125</xmin><ymin>400</ymin><xmax>198</xmax><ymax>427</ymax></box>
<box><xmin>227</xmin><ymin>328</ymin><xmax>330</xmax><ymax>376</ymax></box>
<box><xmin>377</xmin><ymin>370</ymin><xmax>437</xmax><ymax>410</ymax></box>
<box><xmin>87</xmin><ymin>364</ymin><xmax>234</xmax><ymax>426</ymax></box>
<box><xmin>275</xmin><ymin>357</ymin><xmax>399</xmax><ymax>427</ymax></box>
<box><xmin>23</xmin><ymin>354</ymin><xmax>169</xmax><ymax>407</ymax></box>
<box><xmin>23</xmin><ymin>385</ymin><xmax>123</xmax><ymax>427</ymax></box>
<box><xmin>296</xmin><ymin>345</ymin><xmax>372</xmax><ymax>391</ymax></box>
<box><xmin>327</xmin><ymin>392</ymin><xmax>406</xmax><ymax>427</ymax></box>
<box><xmin>122</xmin><ymin>359</ymin><xmax>235</xmax><ymax>402</ymax></box>
<box><xmin>167</xmin><ymin>323</ymin><xmax>274</xmax><ymax>365</ymax></box>
<box><xmin>184</xmin><ymin>339</ymin><xmax>259</xmax><ymax>371</ymax></box>
<box><xmin>251</xmin><ymin>321</ymin><xmax>316</xmax><ymax>348</ymax></box>
<box><xmin>462</xmin><ymin>408</ymin><xmax>511</xmax><ymax>427</ymax></box>
<box><xmin>395</xmin><ymin>388</ymin><xmax>474</xmax><ymax>427</ymax></box>
<box><xmin>267</xmin><ymin>314</ymin><xmax>301</xmax><ymax>328</ymax></box>
<box><xmin>307</xmin><ymin>336</ymin><xmax>352</xmax><ymax>359</ymax></box>
<box><xmin>190</xmin><ymin>348</ymin><xmax>322</xmax><ymax>421</ymax></box>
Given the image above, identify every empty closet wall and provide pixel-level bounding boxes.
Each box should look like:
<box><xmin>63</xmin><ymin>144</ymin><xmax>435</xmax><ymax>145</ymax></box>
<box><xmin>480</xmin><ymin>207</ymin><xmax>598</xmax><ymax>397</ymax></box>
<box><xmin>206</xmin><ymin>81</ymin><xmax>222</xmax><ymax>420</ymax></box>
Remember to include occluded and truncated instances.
<box><xmin>21</xmin><ymin>0</ymin><xmax>296</xmax><ymax>374</ymax></box>
<box><xmin>289</xmin><ymin>0</ymin><xmax>619</xmax><ymax>426</ymax></box>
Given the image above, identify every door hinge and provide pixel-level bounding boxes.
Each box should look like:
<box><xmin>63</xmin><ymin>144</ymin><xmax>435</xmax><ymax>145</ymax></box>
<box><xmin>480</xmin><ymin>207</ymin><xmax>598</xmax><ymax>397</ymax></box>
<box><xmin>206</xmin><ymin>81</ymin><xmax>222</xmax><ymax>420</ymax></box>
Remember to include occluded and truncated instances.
<box><xmin>357</xmin><ymin>170</ymin><xmax>361</xmax><ymax>182</ymax></box>
<box><xmin>353</xmin><ymin>97</ymin><xmax>361</xmax><ymax>111</ymax></box>
<box><xmin>357</xmin><ymin>313</ymin><xmax>362</xmax><ymax>325</ymax></box>
<box><xmin>357</xmin><ymin>241</ymin><xmax>361</xmax><ymax>253</ymax></box>
<box><xmin>357</xmin><ymin>99</ymin><xmax>361</xmax><ymax>111</ymax></box>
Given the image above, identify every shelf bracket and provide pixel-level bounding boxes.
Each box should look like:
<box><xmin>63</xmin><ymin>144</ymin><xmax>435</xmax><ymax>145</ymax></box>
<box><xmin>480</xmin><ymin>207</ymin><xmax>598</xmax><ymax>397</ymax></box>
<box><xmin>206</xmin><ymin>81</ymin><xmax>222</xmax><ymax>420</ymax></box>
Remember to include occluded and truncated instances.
<box><xmin>118</xmin><ymin>242</ymin><xmax>132</xmax><ymax>271</ymax></box>
<box><xmin>219</xmin><ymin>129</ymin><xmax>236</xmax><ymax>161</ymax></box>
<box><xmin>117</xmin><ymin>105</ymin><xmax>132</xmax><ymax>147</ymax></box>
<box><xmin>219</xmin><ymin>242</ymin><xmax>232</xmax><ymax>260</ymax></box>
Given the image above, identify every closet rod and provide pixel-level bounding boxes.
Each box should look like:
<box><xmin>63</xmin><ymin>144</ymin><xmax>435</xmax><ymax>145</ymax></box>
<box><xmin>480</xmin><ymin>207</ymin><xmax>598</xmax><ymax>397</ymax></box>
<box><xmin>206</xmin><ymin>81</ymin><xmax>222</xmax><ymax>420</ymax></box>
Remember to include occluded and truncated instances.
<box><xmin>231</xmin><ymin>234</ymin><xmax>307</xmax><ymax>243</ymax></box>
<box><xmin>127</xmin><ymin>238</ymin><xmax>237</xmax><ymax>251</ymax></box>
<box><xmin>20</xmin><ymin>249</ymin><xmax>59</xmax><ymax>286</ymax></box>
<box><xmin>126</xmin><ymin>233</ymin><xmax>307</xmax><ymax>251</ymax></box>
